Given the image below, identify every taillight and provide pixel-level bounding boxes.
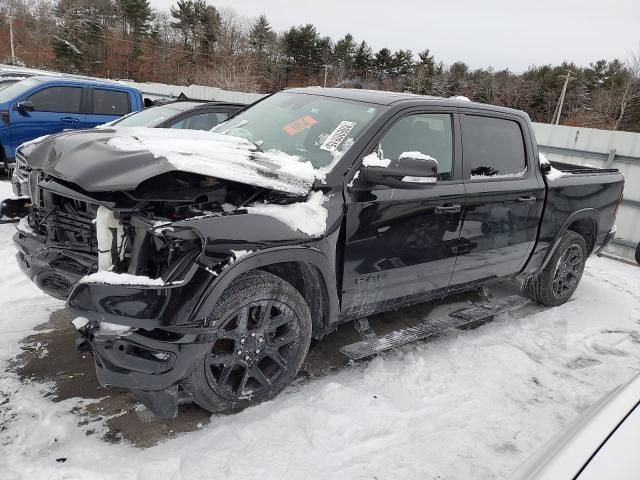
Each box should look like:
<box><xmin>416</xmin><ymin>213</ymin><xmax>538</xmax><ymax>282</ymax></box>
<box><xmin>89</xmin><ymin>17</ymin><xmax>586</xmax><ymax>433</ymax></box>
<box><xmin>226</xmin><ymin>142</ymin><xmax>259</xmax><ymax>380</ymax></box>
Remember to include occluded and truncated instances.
<box><xmin>0</xmin><ymin>111</ymin><xmax>9</xmax><ymax>124</ymax></box>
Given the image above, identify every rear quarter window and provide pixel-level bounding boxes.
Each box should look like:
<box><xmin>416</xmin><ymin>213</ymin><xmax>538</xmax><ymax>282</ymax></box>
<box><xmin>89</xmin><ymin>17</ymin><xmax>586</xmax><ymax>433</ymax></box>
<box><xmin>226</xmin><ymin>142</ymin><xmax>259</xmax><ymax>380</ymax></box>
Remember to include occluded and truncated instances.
<box><xmin>461</xmin><ymin>115</ymin><xmax>526</xmax><ymax>179</ymax></box>
<box><xmin>92</xmin><ymin>89</ymin><xmax>130</xmax><ymax>116</ymax></box>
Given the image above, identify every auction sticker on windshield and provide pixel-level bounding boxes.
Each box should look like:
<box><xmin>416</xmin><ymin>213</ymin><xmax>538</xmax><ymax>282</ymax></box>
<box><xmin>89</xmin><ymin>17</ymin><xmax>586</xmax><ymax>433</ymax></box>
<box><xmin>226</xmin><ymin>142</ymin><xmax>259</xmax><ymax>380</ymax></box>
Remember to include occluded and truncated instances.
<box><xmin>320</xmin><ymin>121</ymin><xmax>356</xmax><ymax>151</ymax></box>
<box><xmin>283</xmin><ymin>115</ymin><xmax>319</xmax><ymax>135</ymax></box>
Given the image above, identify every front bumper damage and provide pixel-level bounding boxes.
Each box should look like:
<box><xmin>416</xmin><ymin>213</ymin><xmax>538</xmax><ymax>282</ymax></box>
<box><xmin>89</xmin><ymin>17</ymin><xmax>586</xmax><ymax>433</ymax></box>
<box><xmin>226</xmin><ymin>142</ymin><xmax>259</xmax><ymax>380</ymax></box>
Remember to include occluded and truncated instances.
<box><xmin>74</xmin><ymin>320</ymin><xmax>211</xmax><ymax>417</ymax></box>
<box><xmin>14</xmin><ymin>224</ymin><xmax>224</xmax><ymax>417</ymax></box>
<box><xmin>70</xmin><ymin>267</ymin><xmax>220</xmax><ymax>417</ymax></box>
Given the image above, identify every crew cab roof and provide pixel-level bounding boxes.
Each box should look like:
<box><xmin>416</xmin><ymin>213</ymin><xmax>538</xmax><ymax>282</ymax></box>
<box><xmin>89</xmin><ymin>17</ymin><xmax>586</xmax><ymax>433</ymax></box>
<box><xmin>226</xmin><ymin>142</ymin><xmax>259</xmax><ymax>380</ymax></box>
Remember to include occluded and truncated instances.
<box><xmin>24</xmin><ymin>75</ymin><xmax>138</xmax><ymax>90</ymax></box>
<box><xmin>285</xmin><ymin>87</ymin><xmax>528</xmax><ymax>118</ymax></box>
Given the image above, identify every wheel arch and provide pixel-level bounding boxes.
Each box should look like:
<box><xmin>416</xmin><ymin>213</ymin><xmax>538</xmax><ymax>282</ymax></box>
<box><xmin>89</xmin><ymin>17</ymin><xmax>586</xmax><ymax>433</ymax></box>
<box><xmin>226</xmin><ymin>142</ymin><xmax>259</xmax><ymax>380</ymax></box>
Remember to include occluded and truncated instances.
<box><xmin>193</xmin><ymin>247</ymin><xmax>340</xmax><ymax>338</ymax></box>
<box><xmin>539</xmin><ymin>208</ymin><xmax>599</xmax><ymax>271</ymax></box>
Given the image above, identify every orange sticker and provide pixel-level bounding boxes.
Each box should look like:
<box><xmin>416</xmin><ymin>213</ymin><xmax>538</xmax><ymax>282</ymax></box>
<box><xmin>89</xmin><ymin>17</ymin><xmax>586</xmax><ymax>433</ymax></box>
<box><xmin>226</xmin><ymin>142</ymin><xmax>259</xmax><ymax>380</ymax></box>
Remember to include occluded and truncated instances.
<box><xmin>283</xmin><ymin>115</ymin><xmax>318</xmax><ymax>136</ymax></box>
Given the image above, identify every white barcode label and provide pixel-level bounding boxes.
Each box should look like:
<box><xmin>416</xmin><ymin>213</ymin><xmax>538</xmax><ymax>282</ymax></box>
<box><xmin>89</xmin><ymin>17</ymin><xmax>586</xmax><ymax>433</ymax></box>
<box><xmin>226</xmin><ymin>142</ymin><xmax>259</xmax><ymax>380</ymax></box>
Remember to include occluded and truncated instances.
<box><xmin>320</xmin><ymin>121</ymin><xmax>356</xmax><ymax>152</ymax></box>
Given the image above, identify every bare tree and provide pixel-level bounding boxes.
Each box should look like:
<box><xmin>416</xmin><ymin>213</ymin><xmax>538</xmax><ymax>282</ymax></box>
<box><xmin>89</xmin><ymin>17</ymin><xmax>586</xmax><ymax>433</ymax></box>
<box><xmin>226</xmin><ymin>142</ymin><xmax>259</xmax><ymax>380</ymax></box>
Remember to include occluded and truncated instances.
<box><xmin>614</xmin><ymin>47</ymin><xmax>640</xmax><ymax>131</ymax></box>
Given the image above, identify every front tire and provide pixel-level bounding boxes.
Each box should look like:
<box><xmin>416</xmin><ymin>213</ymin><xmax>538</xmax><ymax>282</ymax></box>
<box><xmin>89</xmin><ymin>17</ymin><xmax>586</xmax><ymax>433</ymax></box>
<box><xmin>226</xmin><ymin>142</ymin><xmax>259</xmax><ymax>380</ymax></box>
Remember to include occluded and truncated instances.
<box><xmin>183</xmin><ymin>270</ymin><xmax>312</xmax><ymax>413</ymax></box>
<box><xmin>525</xmin><ymin>231</ymin><xmax>587</xmax><ymax>306</ymax></box>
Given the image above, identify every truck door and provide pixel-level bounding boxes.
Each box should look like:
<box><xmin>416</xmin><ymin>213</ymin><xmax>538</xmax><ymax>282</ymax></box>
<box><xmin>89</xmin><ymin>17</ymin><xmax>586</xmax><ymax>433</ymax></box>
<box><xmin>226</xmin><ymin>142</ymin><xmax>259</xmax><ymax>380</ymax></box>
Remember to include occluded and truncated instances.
<box><xmin>449</xmin><ymin>113</ymin><xmax>545</xmax><ymax>287</ymax></box>
<box><xmin>9</xmin><ymin>85</ymin><xmax>85</xmax><ymax>152</ymax></box>
<box><xmin>85</xmin><ymin>88</ymin><xmax>132</xmax><ymax>128</ymax></box>
<box><xmin>342</xmin><ymin>110</ymin><xmax>466</xmax><ymax>316</ymax></box>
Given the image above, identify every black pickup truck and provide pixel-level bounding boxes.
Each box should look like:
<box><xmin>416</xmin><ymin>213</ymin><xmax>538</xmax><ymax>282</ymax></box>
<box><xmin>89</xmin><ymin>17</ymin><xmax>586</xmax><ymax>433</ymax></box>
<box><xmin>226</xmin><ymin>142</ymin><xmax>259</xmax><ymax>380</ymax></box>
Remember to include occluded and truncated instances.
<box><xmin>8</xmin><ymin>88</ymin><xmax>624</xmax><ymax>416</ymax></box>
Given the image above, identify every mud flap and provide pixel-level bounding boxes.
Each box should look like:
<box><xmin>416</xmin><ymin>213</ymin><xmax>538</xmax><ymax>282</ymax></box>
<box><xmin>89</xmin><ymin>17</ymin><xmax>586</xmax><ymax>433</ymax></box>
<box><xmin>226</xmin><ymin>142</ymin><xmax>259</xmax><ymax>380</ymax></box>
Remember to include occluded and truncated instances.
<box><xmin>131</xmin><ymin>386</ymin><xmax>179</xmax><ymax>418</ymax></box>
<box><xmin>340</xmin><ymin>295</ymin><xmax>530</xmax><ymax>360</ymax></box>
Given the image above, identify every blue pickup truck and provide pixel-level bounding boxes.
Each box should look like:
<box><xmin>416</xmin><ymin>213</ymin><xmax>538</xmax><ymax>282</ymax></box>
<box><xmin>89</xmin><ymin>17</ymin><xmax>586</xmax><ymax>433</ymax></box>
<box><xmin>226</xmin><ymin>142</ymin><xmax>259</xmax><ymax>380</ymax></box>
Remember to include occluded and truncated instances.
<box><xmin>0</xmin><ymin>76</ymin><xmax>143</xmax><ymax>172</ymax></box>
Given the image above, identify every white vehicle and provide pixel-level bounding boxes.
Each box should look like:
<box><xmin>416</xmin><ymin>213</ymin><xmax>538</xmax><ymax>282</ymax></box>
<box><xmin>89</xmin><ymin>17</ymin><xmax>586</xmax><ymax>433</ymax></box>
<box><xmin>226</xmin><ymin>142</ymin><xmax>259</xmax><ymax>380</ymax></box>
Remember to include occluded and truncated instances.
<box><xmin>511</xmin><ymin>374</ymin><xmax>640</xmax><ymax>479</ymax></box>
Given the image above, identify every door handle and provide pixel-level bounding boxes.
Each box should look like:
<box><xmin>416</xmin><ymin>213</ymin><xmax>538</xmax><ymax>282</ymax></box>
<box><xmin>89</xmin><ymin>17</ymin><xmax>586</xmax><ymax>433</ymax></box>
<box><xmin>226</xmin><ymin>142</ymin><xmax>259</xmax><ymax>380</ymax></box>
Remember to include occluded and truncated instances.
<box><xmin>516</xmin><ymin>196</ymin><xmax>536</xmax><ymax>204</ymax></box>
<box><xmin>435</xmin><ymin>204</ymin><xmax>461</xmax><ymax>214</ymax></box>
<box><xmin>60</xmin><ymin>117</ymin><xmax>79</xmax><ymax>124</ymax></box>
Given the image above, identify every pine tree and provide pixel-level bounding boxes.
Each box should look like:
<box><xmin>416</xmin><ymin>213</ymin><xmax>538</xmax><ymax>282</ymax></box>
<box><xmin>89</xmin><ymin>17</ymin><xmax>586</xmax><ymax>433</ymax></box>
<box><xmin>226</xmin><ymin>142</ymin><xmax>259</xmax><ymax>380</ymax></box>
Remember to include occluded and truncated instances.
<box><xmin>415</xmin><ymin>49</ymin><xmax>436</xmax><ymax>94</ymax></box>
<box><xmin>374</xmin><ymin>48</ymin><xmax>392</xmax><ymax>86</ymax></box>
<box><xmin>116</xmin><ymin>0</ymin><xmax>154</xmax><ymax>77</ymax></box>
<box><xmin>249</xmin><ymin>14</ymin><xmax>272</xmax><ymax>55</ymax></box>
<box><xmin>52</xmin><ymin>0</ymin><xmax>115</xmax><ymax>74</ymax></box>
<box><xmin>353</xmin><ymin>41</ymin><xmax>372</xmax><ymax>80</ymax></box>
<box><xmin>333</xmin><ymin>33</ymin><xmax>356</xmax><ymax>72</ymax></box>
<box><xmin>283</xmin><ymin>24</ymin><xmax>325</xmax><ymax>75</ymax></box>
<box><xmin>170</xmin><ymin>0</ymin><xmax>220</xmax><ymax>64</ymax></box>
<box><xmin>196</xmin><ymin>2</ymin><xmax>220</xmax><ymax>57</ymax></box>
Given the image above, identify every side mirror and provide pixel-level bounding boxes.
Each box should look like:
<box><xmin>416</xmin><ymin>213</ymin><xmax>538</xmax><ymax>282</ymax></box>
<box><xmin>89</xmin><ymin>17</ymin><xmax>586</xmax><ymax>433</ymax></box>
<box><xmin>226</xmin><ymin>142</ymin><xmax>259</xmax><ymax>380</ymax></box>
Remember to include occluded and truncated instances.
<box><xmin>16</xmin><ymin>101</ymin><xmax>35</xmax><ymax>112</ymax></box>
<box><xmin>362</xmin><ymin>154</ymin><xmax>438</xmax><ymax>188</ymax></box>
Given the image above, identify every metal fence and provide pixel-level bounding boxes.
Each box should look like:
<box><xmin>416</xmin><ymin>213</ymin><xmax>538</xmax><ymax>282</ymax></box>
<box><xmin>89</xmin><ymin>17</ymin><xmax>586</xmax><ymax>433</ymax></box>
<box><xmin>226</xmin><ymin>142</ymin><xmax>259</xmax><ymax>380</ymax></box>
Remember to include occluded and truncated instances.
<box><xmin>533</xmin><ymin>123</ymin><xmax>640</xmax><ymax>261</ymax></box>
<box><xmin>121</xmin><ymin>80</ymin><xmax>266</xmax><ymax>105</ymax></box>
<box><xmin>3</xmin><ymin>66</ymin><xmax>638</xmax><ymax>259</ymax></box>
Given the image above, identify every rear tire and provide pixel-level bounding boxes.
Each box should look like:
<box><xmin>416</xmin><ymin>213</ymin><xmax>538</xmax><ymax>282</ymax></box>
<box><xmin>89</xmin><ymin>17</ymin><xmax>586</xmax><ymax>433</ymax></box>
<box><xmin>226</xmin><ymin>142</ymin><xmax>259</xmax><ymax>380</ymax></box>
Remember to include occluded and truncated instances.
<box><xmin>525</xmin><ymin>231</ymin><xmax>587</xmax><ymax>307</ymax></box>
<box><xmin>183</xmin><ymin>270</ymin><xmax>312</xmax><ymax>413</ymax></box>
<box><xmin>635</xmin><ymin>242</ymin><xmax>640</xmax><ymax>266</ymax></box>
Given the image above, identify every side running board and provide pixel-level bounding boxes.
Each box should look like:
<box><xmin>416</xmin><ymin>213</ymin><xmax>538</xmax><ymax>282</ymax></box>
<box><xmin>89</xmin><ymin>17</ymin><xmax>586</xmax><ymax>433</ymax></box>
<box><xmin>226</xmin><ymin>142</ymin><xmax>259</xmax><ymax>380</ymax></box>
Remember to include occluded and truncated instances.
<box><xmin>340</xmin><ymin>295</ymin><xmax>530</xmax><ymax>361</ymax></box>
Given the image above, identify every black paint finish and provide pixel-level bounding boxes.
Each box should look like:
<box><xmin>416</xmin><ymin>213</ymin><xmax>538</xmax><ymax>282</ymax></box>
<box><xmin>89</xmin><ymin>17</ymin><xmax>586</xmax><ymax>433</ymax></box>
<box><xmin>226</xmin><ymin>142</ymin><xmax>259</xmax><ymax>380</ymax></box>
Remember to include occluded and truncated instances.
<box><xmin>10</xmin><ymin>88</ymin><xmax>624</xmax><ymax>414</ymax></box>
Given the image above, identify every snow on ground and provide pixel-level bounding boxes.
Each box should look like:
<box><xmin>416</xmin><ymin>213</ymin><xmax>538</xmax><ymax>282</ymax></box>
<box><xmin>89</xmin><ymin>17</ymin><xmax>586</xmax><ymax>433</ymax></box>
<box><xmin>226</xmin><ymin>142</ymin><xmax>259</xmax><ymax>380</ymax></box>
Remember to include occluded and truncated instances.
<box><xmin>0</xmin><ymin>178</ymin><xmax>639</xmax><ymax>479</ymax></box>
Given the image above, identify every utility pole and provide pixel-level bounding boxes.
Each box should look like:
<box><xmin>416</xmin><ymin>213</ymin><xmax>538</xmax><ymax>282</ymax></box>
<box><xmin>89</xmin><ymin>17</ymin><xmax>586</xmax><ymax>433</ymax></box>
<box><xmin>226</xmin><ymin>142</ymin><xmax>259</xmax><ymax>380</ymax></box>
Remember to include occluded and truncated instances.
<box><xmin>8</xmin><ymin>15</ymin><xmax>16</xmax><ymax>65</ymax></box>
<box><xmin>323</xmin><ymin>64</ymin><xmax>330</xmax><ymax>87</ymax></box>
<box><xmin>552</xmin><ymin>71</ymin><xmax>575</xmax><ymax>125</ymax></box>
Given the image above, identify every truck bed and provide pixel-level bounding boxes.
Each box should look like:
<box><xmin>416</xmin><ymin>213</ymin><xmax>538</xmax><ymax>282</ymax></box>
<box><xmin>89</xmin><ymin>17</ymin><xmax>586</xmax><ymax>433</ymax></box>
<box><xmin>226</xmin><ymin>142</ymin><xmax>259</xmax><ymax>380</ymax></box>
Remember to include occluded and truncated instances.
<box><xmin>551</xmin><ymin>160</ymin><xmax>620</xmax><ymax>175</ymax></box>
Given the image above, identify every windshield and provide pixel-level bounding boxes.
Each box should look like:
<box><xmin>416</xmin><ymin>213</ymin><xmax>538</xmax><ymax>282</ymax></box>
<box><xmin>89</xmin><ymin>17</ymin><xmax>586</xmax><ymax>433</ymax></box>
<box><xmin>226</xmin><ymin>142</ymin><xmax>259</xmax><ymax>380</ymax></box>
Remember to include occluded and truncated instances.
<box><xmin>111</xmin><ymin>105</ymin><xmax>181</xmax><ymax>127</ymax></box>
<box><xmin>0</xmin><ymin>78</ymin><xmax>40</xmax><ymax>103</ymax></box>
<box><xmin>213</xmin><ymin>92</ymin><xmax>381</xmax><ymax>169</ymax></box>
<box><xmin>0</xmin><ymin>81</ymin><xmax>17</xmax><ymax>91</ymax></box>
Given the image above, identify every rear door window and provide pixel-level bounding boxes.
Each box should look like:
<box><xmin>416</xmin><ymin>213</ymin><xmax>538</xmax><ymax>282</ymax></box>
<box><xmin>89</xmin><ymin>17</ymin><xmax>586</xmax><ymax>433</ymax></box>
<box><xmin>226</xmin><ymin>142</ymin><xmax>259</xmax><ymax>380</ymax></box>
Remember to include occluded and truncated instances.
<box><xmin>28</xmin><ymin>86</ymin><xmax>82</xmax><ymax>113</ymax></box>
<box><xmin>92</xmin><ymin>89</ymin><xmax>130</xmax><ymax>116</ymax></box>
<box><xmin>461</xmin><ymin>115</ymin><xmax>526</xmax><ymax>179</ymax></box>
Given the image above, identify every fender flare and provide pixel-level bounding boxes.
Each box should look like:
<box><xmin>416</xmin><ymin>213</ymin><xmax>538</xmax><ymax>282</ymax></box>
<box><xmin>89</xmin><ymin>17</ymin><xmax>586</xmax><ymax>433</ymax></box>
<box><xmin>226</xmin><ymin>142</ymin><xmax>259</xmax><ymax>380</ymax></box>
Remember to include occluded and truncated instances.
<box><xmin>191</xmin><ymin>246</ymin><xmax>340</xmax><ymax>331</ymax></box>
<box><xmin>539</xmin><ymin>208</ymin><xmax>599</xmax><ymax>270</ymax></box>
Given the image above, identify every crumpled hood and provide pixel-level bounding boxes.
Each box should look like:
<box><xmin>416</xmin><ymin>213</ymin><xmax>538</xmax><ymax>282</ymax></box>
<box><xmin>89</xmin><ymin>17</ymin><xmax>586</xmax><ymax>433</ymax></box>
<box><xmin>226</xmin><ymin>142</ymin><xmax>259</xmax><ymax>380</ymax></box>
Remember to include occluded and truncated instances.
<box><xmin>20</xmin><ymin>127</ymin><xmax>318</xmax><ymax>195</ymax></box>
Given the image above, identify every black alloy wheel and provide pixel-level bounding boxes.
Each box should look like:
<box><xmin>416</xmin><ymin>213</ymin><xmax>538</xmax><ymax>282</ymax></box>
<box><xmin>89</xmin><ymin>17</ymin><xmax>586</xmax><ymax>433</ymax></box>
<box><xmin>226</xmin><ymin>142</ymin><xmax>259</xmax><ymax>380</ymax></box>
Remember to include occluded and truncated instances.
<box><xmin>205</xmin><ymin>298</ymin><xmax>303</xmax><ymax>401</ymax></box>
<box><xmin>552</xmin><ymin>244</ymin><xmax>584</xmax><ymax>299</ymax></box>
<box><xmin>525</xmin><ymin>230</ymin><xmax>587</xmax><ymax>307</ymax></box>
<box><xmin>183</xmin><ymin>270</ymin><xmax>312</xmax><ymax>413</ymax></box>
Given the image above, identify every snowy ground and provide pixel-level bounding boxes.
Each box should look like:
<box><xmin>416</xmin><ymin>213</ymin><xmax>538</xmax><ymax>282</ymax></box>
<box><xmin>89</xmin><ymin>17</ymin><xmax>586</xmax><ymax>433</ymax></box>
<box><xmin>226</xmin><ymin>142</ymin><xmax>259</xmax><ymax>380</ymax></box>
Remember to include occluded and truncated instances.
<box><xmin>1</xmin><ymin>179</ymin><xmax>639</xmax><ymax>479</ymax></box>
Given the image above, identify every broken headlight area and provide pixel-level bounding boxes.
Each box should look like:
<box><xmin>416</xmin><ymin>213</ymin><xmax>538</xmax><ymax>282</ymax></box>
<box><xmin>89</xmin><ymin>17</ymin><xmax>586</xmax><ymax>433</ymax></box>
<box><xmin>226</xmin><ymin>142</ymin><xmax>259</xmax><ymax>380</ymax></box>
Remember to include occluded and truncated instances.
<box><xmin>15</xmin><ymin>171</ymin><xmax>278</xmax><ymax>307</ymax></box>
<box><xmin>89</xmin><ymin>172</ymin><xmax>272</xmax><ymax>283</ymax></box>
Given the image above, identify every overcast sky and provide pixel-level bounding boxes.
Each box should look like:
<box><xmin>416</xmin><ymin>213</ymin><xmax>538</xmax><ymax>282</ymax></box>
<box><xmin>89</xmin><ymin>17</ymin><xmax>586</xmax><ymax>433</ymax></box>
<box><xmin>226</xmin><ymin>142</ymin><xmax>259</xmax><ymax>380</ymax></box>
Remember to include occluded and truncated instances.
<box><xmin>150</xmin><ymin>0</ymin><xmax>640</xmax><ymax>72</ymax></box>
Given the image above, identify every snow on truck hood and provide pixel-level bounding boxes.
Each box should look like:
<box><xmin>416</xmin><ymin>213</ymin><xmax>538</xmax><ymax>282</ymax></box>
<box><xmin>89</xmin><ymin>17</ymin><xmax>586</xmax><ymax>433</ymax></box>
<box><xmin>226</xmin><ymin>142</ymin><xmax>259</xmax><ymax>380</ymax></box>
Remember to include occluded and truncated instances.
<box><xmin>106</xmin><ymin>128</ymin><xmax>318</xmax><ymax>195</ymax></box>
<box><xmin>21</xmin><ymin>128</ymin><xmax>319</xmax><ymax>195</ymax></box>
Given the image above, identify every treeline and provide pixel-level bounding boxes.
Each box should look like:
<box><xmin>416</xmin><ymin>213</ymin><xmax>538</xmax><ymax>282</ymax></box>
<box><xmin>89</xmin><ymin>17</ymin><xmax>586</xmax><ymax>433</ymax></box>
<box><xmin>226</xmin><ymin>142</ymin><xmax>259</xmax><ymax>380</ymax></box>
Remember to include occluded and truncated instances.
<box><xmin>1</xmin><ymin>0</ymin><xmax>639</xmax><ymax>132</ymax></box>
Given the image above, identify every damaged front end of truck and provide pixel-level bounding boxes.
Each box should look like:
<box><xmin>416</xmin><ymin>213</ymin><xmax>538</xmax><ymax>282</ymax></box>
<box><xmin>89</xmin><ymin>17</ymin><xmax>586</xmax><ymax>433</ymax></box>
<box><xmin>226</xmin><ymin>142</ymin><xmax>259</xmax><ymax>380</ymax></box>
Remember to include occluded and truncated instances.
<box><xmin>12</xmin><ymin>128</ymin><xmax>327</xmax><ymax>417</ymax></box>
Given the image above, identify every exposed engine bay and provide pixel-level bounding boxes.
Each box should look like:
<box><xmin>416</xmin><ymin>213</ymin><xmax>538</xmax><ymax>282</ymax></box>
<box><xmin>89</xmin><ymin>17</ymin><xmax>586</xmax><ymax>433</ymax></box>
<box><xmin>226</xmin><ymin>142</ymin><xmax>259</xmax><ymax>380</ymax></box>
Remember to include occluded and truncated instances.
<box><xmin>16</xmin><ymin>170</ymin><xmax>280</xmax><ymax>299</ymax></box>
